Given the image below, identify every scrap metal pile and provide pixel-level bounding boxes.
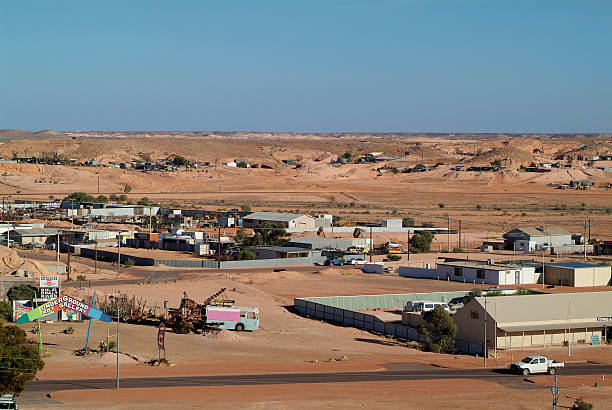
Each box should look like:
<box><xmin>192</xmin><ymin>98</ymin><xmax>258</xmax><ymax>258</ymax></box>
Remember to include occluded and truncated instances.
<box><xmin>166</xmin><ymin>288</ymin><xmax>234</xmax><ymax>334</ymax></box>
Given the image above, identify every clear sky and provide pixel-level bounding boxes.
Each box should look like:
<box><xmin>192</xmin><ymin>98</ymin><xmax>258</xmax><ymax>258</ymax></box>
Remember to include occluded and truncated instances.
<box><xmin>1</xmin><ymin>0</ymin><xmax>611</xmax><ymax>132</ymax></box>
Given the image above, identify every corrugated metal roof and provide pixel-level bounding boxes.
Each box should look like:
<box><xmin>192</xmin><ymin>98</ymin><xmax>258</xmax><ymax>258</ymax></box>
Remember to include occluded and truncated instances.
<box><xmin>438</xmin><ymin>261</ymin><xmax>520</xmax><ymax>271</ymax></box>
<box><xmin>498</xmin><ymin>321</ymin><xmax>606</xmax><ymax>332</ymax></box>
<box><xmin>13</xmin><ymin>228</ymin><xmax>59</xmax><ymax>236</ymax></box>
<box><xmin>243</xmin><ymin>211</ymin><xmax>310</xmax><ymax>222</ymax></box>
<box><xmin>540</xmin><ymin>226</ymin><xmax>571</xmax><ymax>236</ymax></box>
<box><xmin>473</xmin><ymin>291</ymin><xmax>612</xmax><ymax>324</ymax></box>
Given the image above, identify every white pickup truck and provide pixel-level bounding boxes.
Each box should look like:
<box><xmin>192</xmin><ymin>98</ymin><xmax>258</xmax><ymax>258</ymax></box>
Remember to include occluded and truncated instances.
<box><xmin>509</xmin><ymin>356</ymin><xmax>565</xmax><ymax>375</ymax></box>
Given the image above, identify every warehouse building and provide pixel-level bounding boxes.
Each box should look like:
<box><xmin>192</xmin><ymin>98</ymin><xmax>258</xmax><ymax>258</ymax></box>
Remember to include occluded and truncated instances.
<box><xmin>242</xmin><ymin>212</ymin><xmax>316</xmax><ymax>229</ymax></box>
<box><xmin>245</xmin><ymin>246</ymin><xmax>320</xmax><ymax>259</ymax></box>
<box><xmin>2</xmin><ymin>228</ymin><xmax>59</xmax><ymax>247</ymax></box>
<box><xmin>454</xmin><ymin>291</ymin><xmax>612</xmax><ymax>351</ymax></box>
<box><xmin>288</xmin><ymin>236</ymin><xmax>370</xmax><ymax>251</ymax></box>
<box><xmin>544</xmin><ymin>262</ymin><xmax>611</xmax><ymax>287</ymax></box>
<box><xmin>504</xmin><ymin>226</ymin><xmax>572</xmax><ymax>251</ymax></box>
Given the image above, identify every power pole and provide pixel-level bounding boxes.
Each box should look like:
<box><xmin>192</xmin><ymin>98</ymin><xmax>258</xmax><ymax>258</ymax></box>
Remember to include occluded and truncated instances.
<box><xmin>217</xmin><ymin>225</ymin><xmax>221</xmax><ymax>269</ymax></box>
<box><xmin>369</xmin><ymin>225</ymin><xmax>373</xmax><ymax>263</ymax></box>
<box><xmin>117</xmin><ymin>234</ymin><xmax>121</xmax><ymax>276</ymax></box>
<box><xmin>406</xmin><ymin>230</ymin><xmax>410</xmax><ymax>261</ymax></box>
<box><xmin>583</xmin><ymin>219</ymin><xmax>587</xmax><ymax>259</ymax></box>
<box><xmin>66</xmin><ymin>234</ymin><xmax>71</xmax><ymax>281</ymax></box>
<box><xmin>70</xmin><ymin>199</ymin><xmax>74</xmax><ymax>225</ymax></box>
<box><xmin>447</xmin><ymin>216</ymin><xmax>451</xmax><ymax>252</ymax></box>
<box><xmin>56</xmin><ymin>233</ymin><xmax>60</xmax><ymax>262</ymax></box>
<box><xmin>458</xmin><ymin>219</ymin><xmax>462</xmax><ymax>250</ymax></box>
<box><xmin>94</xmin><ymin>241</ymin><xmax>98</xmax><ymax>275</ymax></box>
<box><xmin>97</xmin><ymin>172</ymin><xmax>100</xmax><ymax>194</ymax></box>
<box><xmin>588</xmin><ymin>218</ymin><xmax>591</xmax><ymax>243</ymax></box>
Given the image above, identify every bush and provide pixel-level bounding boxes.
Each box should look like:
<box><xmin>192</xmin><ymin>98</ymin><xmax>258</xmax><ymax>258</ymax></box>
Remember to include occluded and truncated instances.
<box><xmin>411</xmin><ymin>231</ymin><xmax>434</xmax><ymax>253</ymax></box>
<box><xmin>236</xmin><ymin>250</ymin><xmax>255</xmax><ymax>261</ymax></box>
<box><xmin>572</xmin><ymin>398</ymin><xmax>593</xmax><ymax>410</ymax></box>
<box><xmin>0</xmin><ymin>324</ymin><xmax>45</xmax><ymax>395</ymax></box>
<box><xmin>402</xmin><ymin>216</ymin><xmax>414</xmax><ymax>227</ymax></box>
<box><xmin>118</xmin><ymin>194</ymin><xmax>128</xmax><ymax>202</ymax></box>
<box><xmin>124</xmin><ymin>258</ymin><xmax>135</xmax><ymax>268</ymax></box>
<box><xmin>95</xmin><ymin>195</ymin><xmax>108</xmax><ymax>203</ymax></box>
<box><xmin>241</xmin><ymin>203</ymin><xmax>251</xmax><ymax>212</ymax></box>
<box><xmin>438</xmin><ymin>203</ymin><xmax>445</xmax><ymax>208</ymax></box>
<box><xmin>421</xmin><ymin>222</ymin><xmax>434</xmax><ymax>228</ymax></box>
<box><xmin>387</xmin><ymin>254</ymin><xmax>401</xmax><ymax>261</ymax></box>
<box><xmin>7</xmin><ymin>285</ymin><xmax>37</xmax><ymax>302</ymax></box>
<box><xmin>76</xmin><ymin>275</ymin><xmax>87</xmax><ymax>282</ymax></box>
<box><xmin>123</xmin><ymin>185</ymin><xmax>132</xmax><ymax>193</ymax></box>
<box><xmin>108</xmin><ymin>340</ymin><xmax>117</xmax><ymax>352</ymax></box>
<box><xmin>63</xmin><ymin>192</ymin><xmax>95</xmax><ymax>203</ymax></box>
<box><xmin>452</xmin><ymin>247</ymin><xmax>463</xmax><ymax>253</ymax></box>
<box><xmin>0</xmin><ymin>301</ymin><xmax>12</xmax><ymax>322</ymax></box>
<box><xmin>476</xmin><ymin>204</ymin><xmax>482</xmax><ymax>210</ymax></box>
<box><xmin>172</xmin><ymin>155</ymin><xmax>190</xmax><ymax>167</ymax></box>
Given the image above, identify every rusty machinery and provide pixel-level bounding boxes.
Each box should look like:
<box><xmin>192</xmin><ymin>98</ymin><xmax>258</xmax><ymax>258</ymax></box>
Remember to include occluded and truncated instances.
<box><xmin>166</xmin><ymin>288</ymin><xmax>234</xmax><ymax>334</ymax></box>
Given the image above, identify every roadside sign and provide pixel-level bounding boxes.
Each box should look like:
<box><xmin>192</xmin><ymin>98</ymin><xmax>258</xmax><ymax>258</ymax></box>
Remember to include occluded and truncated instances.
<box><xmin>38</xmin><ymin>287</ymin><xmax>60</xmax><ymax>299</ymax></box>
<box><xmin>597</xmin><ymin>317</ymin><xmax>612</xmax><ymax>322</ymax></box>
<box><xmin>40</xmin><ymin>276</ymin><xmax>60</xmax><ymax>288</ymax></box>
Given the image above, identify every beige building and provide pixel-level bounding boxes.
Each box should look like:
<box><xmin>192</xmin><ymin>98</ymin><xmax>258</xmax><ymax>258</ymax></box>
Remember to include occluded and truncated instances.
<box><xmin>454</xmin><ymin>292</ymin><xmax>612</xmax><ymax>351</ymax></box>
<box><xmin>242</xmin><ymin>212</ymin><xmax>316</xmax><ymax>230</ymax></box>
<box><xmin>544</xmin><ymin>262</ymin><xmax>611</xmax><ymax>287</ymax></box>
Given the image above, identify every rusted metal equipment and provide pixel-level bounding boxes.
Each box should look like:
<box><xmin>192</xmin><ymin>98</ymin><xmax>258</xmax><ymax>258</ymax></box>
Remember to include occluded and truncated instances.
<box><xmin>166</xmin><ymin>288</ymin><xmax>234</xmax><ymax>334</ymax></box>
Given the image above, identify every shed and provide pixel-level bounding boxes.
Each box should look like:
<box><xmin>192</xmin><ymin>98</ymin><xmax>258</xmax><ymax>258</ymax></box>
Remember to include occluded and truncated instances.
<box><xmin>544</xmin><ymin>262</ymin><xmax>611</xmax><ymax>287</ymax></box>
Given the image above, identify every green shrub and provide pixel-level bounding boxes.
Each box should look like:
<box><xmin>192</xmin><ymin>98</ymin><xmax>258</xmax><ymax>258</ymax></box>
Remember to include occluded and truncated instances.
<box><xmin>452</xmin><ymin>247</ymin><xmax>463</xmax><ymax>253</ymax></box>
<box><xmin>123</xmin><ymin>185</ymin><xmax>132</xmax><ymax>193</ymax></box>
<box><xmin>411</xmin><ymin>231</ymin><xmax>434</xmax><ymax>253</ymax></box>
<box><xmin>124</xmin><ymin>258</ymin><xmax>135</xmax><ymax>268</ymax></box>
<box><xmin>236</xmin><ymin>250</ymin><xmax>255</xmax><ymax>260</ymax></box>
<box><xmin>0</xmin><ymin>325</ymin><xmax>45</xmax><ymax>395</ymax></box>
<box><xmin>76</xmin><ymin>275</ymin><xmax>87</xmax><ymax>281</ymax></box>
<box><xmin>0</xmin><ymin>301</ymin><xmax>12</xmax><ymax>322</ymax></box>
<box><xmin>402</xmin><ymin>216</ymin><xmax>415</xmax><ymax>228</ymax></box>
<box><xmin>572</xmin><ymin>398</ymin><xmax>593</xmax><ymax>410</ymax></box>
<box><xmin>387</xmin><ymin>254</ymin><xmax>401</xmax><ymax>261</ymax></box>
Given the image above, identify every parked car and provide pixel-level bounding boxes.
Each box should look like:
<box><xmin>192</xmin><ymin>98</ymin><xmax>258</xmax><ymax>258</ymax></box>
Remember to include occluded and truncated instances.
<box><xmin>346</xmin><ymin>258</ymin><xmax>366</xmax><ymax>265</ymax></box>
<box><xmin>510</xmin><ymin>356</ymin><xmax>564</xmax><ymax>375</ymax></box>
<box><xmin>324</xmin><ymin>257</ymin><xmax>344</xmax><ymax>266</ymax></box>
<box><xmin>406</xmin><ymin>301</ymin><xmax>450</xmax><ymax>313</ymax></box>
<box><xmin>0</xmin><ymin>394</ymin><xmax>17</xmax><ymax>409</ymax></box>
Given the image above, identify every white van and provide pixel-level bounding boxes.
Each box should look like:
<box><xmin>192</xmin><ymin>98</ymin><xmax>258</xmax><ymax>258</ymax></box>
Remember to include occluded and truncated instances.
<box><xmin>407</xmin><ymin>301</ymin><xmax>450</xmax><ymax>314</ymax></box>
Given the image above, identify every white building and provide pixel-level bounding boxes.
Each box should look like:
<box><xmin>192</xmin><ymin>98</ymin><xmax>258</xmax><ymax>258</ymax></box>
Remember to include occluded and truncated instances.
<box><xmin>400</xmin><ymin>260</ymin><xmax>536</xmax><ymax>285</ymax></box>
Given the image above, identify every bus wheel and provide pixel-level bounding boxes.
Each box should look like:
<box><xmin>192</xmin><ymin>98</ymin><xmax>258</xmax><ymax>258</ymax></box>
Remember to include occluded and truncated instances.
<box><xmin>235</xmin><ymin>323</ymin><xmax>245</xmax><ymax>331</ymax></box>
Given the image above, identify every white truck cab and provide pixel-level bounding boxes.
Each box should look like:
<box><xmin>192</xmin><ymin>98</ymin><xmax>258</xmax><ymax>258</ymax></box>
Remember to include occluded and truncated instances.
<box><xmin>510</xmin><ymin>356</ymin><xmax>564</xmax><ymax>375</ymax></box>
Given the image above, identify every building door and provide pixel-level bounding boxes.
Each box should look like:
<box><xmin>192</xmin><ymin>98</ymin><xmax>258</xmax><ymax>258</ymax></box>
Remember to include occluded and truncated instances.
<box><xmin>515</xmin><ymin>270</ymin><xmax>520</xmax><ymax>284</ymax></box>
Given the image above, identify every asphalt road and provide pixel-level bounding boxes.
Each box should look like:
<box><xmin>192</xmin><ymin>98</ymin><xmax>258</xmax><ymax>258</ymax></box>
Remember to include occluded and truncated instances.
<box><xmin>24</xmin><ymin>363</ymin><xmax>612</xmax><ymax>393</ymax></box>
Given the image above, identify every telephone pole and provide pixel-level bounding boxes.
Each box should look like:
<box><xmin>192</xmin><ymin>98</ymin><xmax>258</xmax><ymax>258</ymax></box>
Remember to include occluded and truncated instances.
<box><xmin>217</xmin><ymin>225</ymin><xmax>221</xmax><ymax>269</ymax></box>
<box><xmin>447</xmin><ymin>216</ymin><xmax>451</xmax><ymax>252</ymax></box>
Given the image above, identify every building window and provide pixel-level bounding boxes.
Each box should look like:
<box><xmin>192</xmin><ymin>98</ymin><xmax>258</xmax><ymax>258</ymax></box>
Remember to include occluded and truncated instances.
<box><xmin>454</xmin><ymin>267</ymin><xmax>463</xmax><ymax>276</ymax></box>
<box><xmin>476</xmin><ymin>269</ymin><xmax>485</xmax><ymax>279</ymax></box>
<box><xmin>470</xmin><ymin>310</ymin><xmax>479</xmax><ymax>320</ymax></box>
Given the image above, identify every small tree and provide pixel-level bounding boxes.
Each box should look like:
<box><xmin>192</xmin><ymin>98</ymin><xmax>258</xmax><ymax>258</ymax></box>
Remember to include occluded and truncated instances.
<box><xmin>236</xmin><ymin>161</ymin><xmax>248</xmax><ymax>168</ymax></box>
<box><xmin>236</xmin><ymin>250</ymin><xmax>255</xmax><ymax>260</ymax></box>
<box><xmin>96</xmin><ymin>195</ymin><xmax>108</xmax><ymax>203</ymax></box>
<box><xmin>240</xmin><ymin>203</ymin><xmax>251</xmax><ymax>212</ymax></box>
<box><xmin>172</xmin><ymin>155</ymin><xmax>190</xmax><ymax>167</ymax></box>
<box><xmin>402</xmin><ymin>216</ymin><xmax>415</xmax><ymax>227</ymax></box>
<box><xmin>411</xmin><ymin>231</ymin><xmax>434</xmax><ymax>253</ymax></box>
<box><xmin>7</xmin><ymin>285</ymin><xmax>37</xmax><ymax>303</ymax></box>
<box><xmin>342</xmin><ymin>152</ymin><xmax>352</xmax><ymax>160</ymax></box>
<box><xmin>234</xmin><ymin>228</ymin><xmax>248</xmax><ymax>244</ymax></box>
<box><xmin>0</xmin><ymin>324</ymin><xmax>45</xmax><ymax>395</ymax></box>
<box><xmin>123</xmin><ymin>185</ymin><xmax>132</xmax><ymax>193</ymax></box>
<box><xmin>63</xmin><ymin>192</ymin><xmax>95</xmax><ymax>203</ymax></box>
<box><xmin>118</xmin><ymin>194</ymin><xmax>128</xmax><ymax>202</ymax></box>
<box><xmin>119</xmin><ymin>163</ymin><xmax>126</xmax><ymax>169</ymax></box>
<box><xmin>418</xmin><ymin>306</ymin><xmax>457</xmax><ymax>353</ymax></box>
<box><xmin>124</xmin><ymin>258</ymin><xmax>135</xmax><ymax>268</ymax></box>
<box><xmin>387</xmin><ymin>254</ymin><xmax>401</xmax><ymax>261</ymax></box>
<box><xmin>463</xmin><ymin>288</ymin><xmax>482</xmax><ymax>303</ymax></box>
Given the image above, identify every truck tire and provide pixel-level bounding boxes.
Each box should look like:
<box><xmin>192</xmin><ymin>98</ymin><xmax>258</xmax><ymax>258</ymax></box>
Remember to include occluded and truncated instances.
<box><xmin>522</xmin><ymin>368</ymin><xmax>530</xmax><ymax>376</ymax></box>
<box><xmin>235</xmin><ymin>323</ymin><xmax>245</xmax><ymax>331</ymax></box>
<box><xmin>548</xmin><ymin>368</ymin><xmax>556</xmax><ymax>375</ymax></box>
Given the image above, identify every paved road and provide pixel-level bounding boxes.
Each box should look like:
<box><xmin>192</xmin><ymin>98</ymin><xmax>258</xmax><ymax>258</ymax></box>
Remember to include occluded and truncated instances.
<box><xmin>24</xmin><ymin>363</ymin><xmax>612</xmax><ymax>393</ymax></box>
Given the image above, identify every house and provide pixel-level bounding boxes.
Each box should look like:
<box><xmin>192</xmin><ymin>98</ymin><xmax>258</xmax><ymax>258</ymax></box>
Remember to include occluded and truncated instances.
<box><xmin>544</xmin><ymin>262</ymin><xmax>611</xmax><ymax>287</ymax></box>
<box><xmin>503</xmin><ymin>226</ymin><xmax>572</xmax><ymax>251</ymax></box>
<box><xmin>594</xmin><ymin>241</ymin><xmax>612</xmax><ymax>255</ymax></box>
<box><xmin>454</xmin><ymin>291</ymin><xmax>612</xmax><ymax>351</ymax></box>
<box><xmin>569</xmin><ymin>180</ymin><xmax>594</xmax><ymax>188</ymax></box>
<box><xmin>245</xmin><ymin>246</ymin><xmax>320</xmax><ymax>259</ymax></box>
<box><xmin>3</xmin><ymin>228</ymin><xmax>59</xmax><ymax>246</ymax></box>
<box><xmin>242</xmin><ymin>212</ymin><xmax>316</xmax><ymax>229</ymax></box>
<box><xmin>432</xmin><ymin>260</ymin><xmax>536</xmax><ymax>285</ymax></box>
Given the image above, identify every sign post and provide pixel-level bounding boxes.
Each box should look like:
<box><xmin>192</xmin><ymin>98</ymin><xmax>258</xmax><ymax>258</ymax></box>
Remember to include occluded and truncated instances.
<box><xmin>85</xmin><ymin>290</ymin><xmax>97</xmax><ymax>351</ymax></box>
<box><xmin>158</xmin><ymin>322</ymin><xmax>166</xmax><ymax>361</ymax></box>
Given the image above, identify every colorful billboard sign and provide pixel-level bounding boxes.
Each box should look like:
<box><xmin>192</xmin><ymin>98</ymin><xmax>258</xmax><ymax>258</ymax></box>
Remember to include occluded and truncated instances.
<box><xmin>38</xmin><ymin>287</ymin><xmax>60</xmax><ymax>299</ymax></box>
<box><xmin>12</xmin><ymin>300</ymin><xmax>32</xmax><ymax>322</ymax></box>
<box><xmin>39</xmin><ymin>276</ymin><xmax>60</xmax><ymax>288</ymax></box>
<box><xmin>16</xmin><ymin>294</ymin><xmax>112</xmax><ymax>324</ymax></box>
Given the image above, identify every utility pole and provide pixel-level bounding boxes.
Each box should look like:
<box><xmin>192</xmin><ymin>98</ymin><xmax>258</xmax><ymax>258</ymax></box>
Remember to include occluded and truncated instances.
<box><xmin>588</xmin><ymin>218</ymin><xmax>591</xmax><ymax>244</ymax></box>
<box><xmin>551</xmin><ymin>375</ymin><xmax>559</xmax><ymax>410</ymax></box>
<box><xmin>149</xmin><ymin>207</ymin><xmax>152</xmax><ymax>233</ymax></box>
<box><xmin>369</xmin><ymin>225</ymin><xmax>373</xmax><ymax>263</ymax></box>
<box><xmin>70</xmin><ymin>199</ymin><xmax>74</xmax><ymax>225</ymax></box>
<box><xmin>66</xmin><ymin>234</ymin><xmax>71</xmax><ymax>281</ymax></box>
<box><xmin>97</xmin><ymin>172</ymin><xmax>100</xmax><ymax>194</ymax></box>
<box><xmin>217</xmin><ymin>225</ymin><xmax>221</xmax><ymax>269</ymax></box>
<box><xmin>117</xmin><ymin>234</ymin><xmax>121</xmax><ymax>276</ymax></box>
<box><xmin>94</xmin><ymin>241</ymin><xmax>98</xmax><ymax>275</ymax></box>
<box><xmin>484</xmin><ymin>291</ymin><xmax>487</xmax><ymax>367</ymax></box>
<box><xmin>447</xmin><ymin>216</ymin><xmax>451</xmax><ymax>252</ymax></box>
<box><xmin>458</xmin><ymin>220</ymin><xmax>462</xmax><ymax>250</ymax></box>
<box><xmin>583</xmin><ymin>219</ymin><xmax>587</xmax><ymax>259</ymax></box>
<box><xmin>56</xmin><ymin>233</ymin><xmax>60</xmax><ymax>262</ymax></box>
<box><xmin>406</xmin><ymin>230</ymin><xmax>410</xmax><ymax>261</ymax></box>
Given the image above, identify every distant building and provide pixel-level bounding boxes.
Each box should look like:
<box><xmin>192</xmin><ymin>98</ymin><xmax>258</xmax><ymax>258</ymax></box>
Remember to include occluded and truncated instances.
<box><xmin>400</xmin><ymin>260</ymin><xmax>537</xmax><ymax>285</ymax></box>
<box><xmin>242</xmin><ymin>212</ymin><xmax>315</xmax><ymax>229</ymax></box>
<box><xmin>503</xmin><ymin>226</ymin><xmax>572</xmax><ymax>251</ymax></box>
<box><xmin>245</xmin><ymin>246</ymin><xmax>320</xmax><ymax>259</ymax></box>
<box><xmin>3</xmin><ymin>228</ymin><xmax>59</xmax><ymax>246</ymax></box>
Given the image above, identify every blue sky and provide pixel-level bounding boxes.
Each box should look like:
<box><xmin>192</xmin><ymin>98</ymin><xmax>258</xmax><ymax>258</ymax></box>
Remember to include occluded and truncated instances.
<box><xmin>1</xmin><ymin>0</ymin><xmax>611</xmax><ymax>132</ymax></box>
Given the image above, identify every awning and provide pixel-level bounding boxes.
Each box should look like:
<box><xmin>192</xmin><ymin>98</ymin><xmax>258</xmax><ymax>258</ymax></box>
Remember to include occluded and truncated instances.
<box><xmin>498</xmin><ymin>321</ymin><xmax>608</xmax><ymax>333</ymax></box>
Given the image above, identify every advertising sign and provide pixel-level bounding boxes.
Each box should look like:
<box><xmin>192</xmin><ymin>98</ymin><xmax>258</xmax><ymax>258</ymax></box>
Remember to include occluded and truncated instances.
<box><xmin>158</xmin><ymin>322</ymin><xmax>166</xmax><ymax>351</ymax></box>
<box><xmin>39</xmin><ymin>276</ymin><xmax>60</xmax><ymax>288</ymax></box>
<box><xmin>12</xmin><ymin>300</ymin><xmax>32</xmax><ymax>322</ymax></box>
<box><xmin>38</xmin><ymin>287</ymin><xmax>60</xmax><ymax>299</ymax></box>
<box><xmin>597</xmin><ymin>317</ymin><xmax>612</xmax><ymax>322</ymax></box>
<box><xmin>16</xmin><ymin>294</ymin><xmax>112</xmax><ymax>324</ymax></box>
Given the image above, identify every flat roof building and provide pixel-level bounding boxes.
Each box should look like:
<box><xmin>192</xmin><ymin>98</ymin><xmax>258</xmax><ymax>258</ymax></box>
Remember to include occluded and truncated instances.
<box><xmin>544</xmin><ymin>262</ymin><xmax>611</xmax><ymax>287</ymax></box>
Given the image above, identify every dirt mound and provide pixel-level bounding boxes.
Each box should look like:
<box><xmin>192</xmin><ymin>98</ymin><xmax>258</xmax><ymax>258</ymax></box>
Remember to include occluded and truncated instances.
<box><xmin>0</xmin><ymin>245</ymin><xmax>56</xmax><ymax>278</ymax></box>
<box><xmin>467</xmin><ymin>147</ymin><xmax>535</xmax><ymax>166</ymax></box>
<box><xmin>200</xmin><ymin>329</ymin><xmax>246</xmax><ymax>342</ymax></box>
